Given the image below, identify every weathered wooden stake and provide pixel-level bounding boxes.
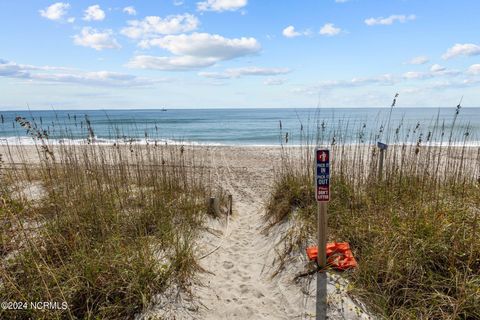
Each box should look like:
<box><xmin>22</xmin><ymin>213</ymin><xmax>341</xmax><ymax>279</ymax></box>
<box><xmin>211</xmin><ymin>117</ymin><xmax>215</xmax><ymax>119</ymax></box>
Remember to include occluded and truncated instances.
<box><xmin>317</xmin><ymin>202</ymin><xmax>327</xmax><ymax>268</ymax></box>
<box><xmin>228</xmin><ymin>194</ymin><xmax>233</xmax><ymax>215</ymax></box>
<box><xmin>377</xmin><ymin>142</ymin><xmax>388</xmax><ymax>180</ymax></box>
<box><xmin>209</xmin><ymin>197</ymin><xmax>220</xmax><ymax>216</ymax></box>
<box><xmin>378</xmin><ymin>148</ymin><xmax>385</xmax><ymax>179</ymax></box>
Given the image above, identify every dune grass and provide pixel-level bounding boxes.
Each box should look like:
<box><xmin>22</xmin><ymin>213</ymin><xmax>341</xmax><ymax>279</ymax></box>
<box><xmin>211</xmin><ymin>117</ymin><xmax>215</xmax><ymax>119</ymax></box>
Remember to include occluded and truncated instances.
<box><xmin>266</xmin><ymin>105</ymin><xmax>480</xmax><ymax>319</ymax></box>
<box><xmin>0</xmin><ymin>118</ymin><xmax>223</xmax><ymax>319</ymax></box>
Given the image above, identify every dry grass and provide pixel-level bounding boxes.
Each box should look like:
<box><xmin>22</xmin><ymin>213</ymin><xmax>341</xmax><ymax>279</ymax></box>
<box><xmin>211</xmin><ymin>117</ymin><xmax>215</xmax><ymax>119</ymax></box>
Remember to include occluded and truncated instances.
<box><xmin>266</xmin><ymin>105</ymin><xmax>480</xmax><ymax>319</ymax></box>
<box><xmin>0</xmin><ymin>118</ymin><xmax>224</xmax><ymax>319</ymax></box>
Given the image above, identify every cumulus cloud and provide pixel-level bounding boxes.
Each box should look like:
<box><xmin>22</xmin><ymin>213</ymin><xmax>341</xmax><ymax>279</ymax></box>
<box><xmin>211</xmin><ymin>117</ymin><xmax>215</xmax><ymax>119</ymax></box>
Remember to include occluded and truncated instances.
<box><xmin>365</xmin><ymin>14</ymin><xmax>416</xmax><ymax>26</ymax></box>
<box><xmin>39</xmin><ymin>2</ymin><xmax>71</xmax><ymax>21</ymax></box>
<box><xmin>282</xmin><ymin>26</ymin><xmax>302</xmax><ymax>38</ymax></box>
<box><xmin>442</xmin><ymin>43</ymin><xmax>480</xmax><ymax>60</ymax></box>
<box><xmin>282</xmin><ymin>25</ymin><xmax>312</xmax><ymax>38</ymax></box>
<box><xmin>430</xmin><ymin>64</ymin><xmax>446</xmax><ymax>73</ymax></box>
<box><xmin>198</xmin><ymin>66</ymin><xmax>290</xmax><ymax>79</ymax></box>
<box><xmin>121</xmin><ymin>14</ymin><xmax>199</xmax><ymax>39</ymax></box>
<box><xmin>0</xmin><ymin>59</ymin><xmax>159</xmax><ymax>87</ymax></box>
<box><xmin>197</xmin><ymin>0</ymin><xmax>247</xmax><ymax>12</ymax></box>
<box><xmin>127</xmin><ymin>33</ymin><xmax>261</xmax><ymax>71</ymax></box>
<box><xmin>123</xmin><ymin>6</ymin><xmax>137</xmax><ymax>16</ymax></box>
<box><xmin>83</xmin><ymin>4</ymin><xmax>106</xmax><ymax>21</ymax></box>
<box><xmin>467</xmin><ymin>64</ymin><xmax>480</xmax><ymax>75</ymax></box>
<box><xmin>406</xmin><ymin>56</ymin><xmax>429</xmax><ymax>65</ymax></box>
<box><xmin>73</xmin><ymin>27</ymin><xmax>121</xmax><ymax>51</ymax></box>
<box><xmin>319</xmin><ymin>23</ymin><xmax>341</xmax><ymax>36</ymax></box>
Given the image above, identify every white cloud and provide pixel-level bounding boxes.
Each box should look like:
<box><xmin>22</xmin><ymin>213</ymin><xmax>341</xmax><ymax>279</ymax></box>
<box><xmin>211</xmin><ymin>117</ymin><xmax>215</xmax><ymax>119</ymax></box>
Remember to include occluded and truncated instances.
<box><xmin>121</xmin><ymin>14</ymin><xmax>199</xmax><ymax>39</ymax></box>
<box><xmin>335</xmin><ymin>0</ymin><xmax>349</xmax><ymax>3</ymax></box>
<box><xmin>293</xmin><ymin>74</ymin><xmax>398</xmax><ymax>95</ymax></box>
<box><xmin>430</xmin><ymin>64</ymin><xmax>446</xmax><ymax>73</ymax></box>
<box><xmin>365</xmin><ymin>14</ymin><xmax>416</xmax><ymax>26</ymax></box>
<box><xmin>73</xmin><ymin>27</ymin><xmax>121</xmax><ymax>51</ymax></box>
<box><xmin>197</xmin><ymin>0</ymin><xmax>247</xmax><ymax>12</ymax></box>
<box><xmin>129</xmin><ymin>33</ymin><xmax>261</xmax><ymax>70</ymax></box>
<box><xmin>264</xmin><ymin>78</ymin><xmax>286</xmax><ymax>85</ymax></box>
<box><xmin>67</xmin><ymin>17</ymin><xmax>75</xmax><ymax>23</ymax></box>
<box><xmin>319</xmin><ymin>23</ymin><xmax>341</xmax><ymax>36</ymax></box>
<box><xmin>428</xmin><ymin>79</ymin><xmax>480</xmax><ymax>90</ymax></box>
<box><xmin>126</xmin><ymin>55</ymin><xmax>218</xmax><ymax>71</ymax></box>
<box><xmin>403</xmin><ymin>71</ymin><xmax>431</xmax><ymax>80</ymax></box>
<box><xmin>199</xmin><ymin>66</ymin><xmax>290</xmax><ymax>79</ymax></box>
<box><xmin>83</xmin><ymin>4</ymin><xmax>106</xmax><ymax>21</ymax></box>
<box><xmin>403</xmin><ymin>65</ymin><xmax>459</xmax><ymax>80</ymax></box>
<box><xmin>467</xmin><ymin>64</ymin><xmax>480</xmax><ymax>75</ymax></box>
<box><xmin>407</xmin><ymin>56</ymin><xmax>429</xmax><ymax>65</ymax></box>
<box><xmin>197</xmin><ymin>71</ymin><xmax>232</xmax><ymax>79</ymax></box>
<box><xmin>173</xmin><ymin>0</ymin><xmax>184</xmax><ymax>5</ymax></box>
<box><xmin>39</xmin><ymin>2</ymin><xmax>70</xmax><ymax>21</ymax></box>
<box><xmin>442</xmin><ymin>43</ymin><xmax>480</xmax><ymax>60</ymax></box>
<box><xmin>294</xmin><ymin>63</ymin><xmax>480</xmax><ymax>96</ymax></box>
<box><xmin>0</xmin><ymin>59</ymin><xmax>159</xmax><ymax>87</ymax></box>
<box><xmin>282</xmin><ymin>25</ymin><xmax>301</xmax><ymax>38</ymax></box>
<box><xmin>123</xmin><ymin>6</ymin><xmax>137</xmax><ymax>16</ymax></box>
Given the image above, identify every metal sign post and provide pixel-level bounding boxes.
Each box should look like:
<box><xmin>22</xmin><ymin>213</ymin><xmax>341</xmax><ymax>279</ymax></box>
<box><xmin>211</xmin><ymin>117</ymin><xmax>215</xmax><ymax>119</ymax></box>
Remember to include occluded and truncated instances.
<box><xmin>315</xmin><ymin>148</ymin><xmax>330</xmax><ymax>268</ymax></box>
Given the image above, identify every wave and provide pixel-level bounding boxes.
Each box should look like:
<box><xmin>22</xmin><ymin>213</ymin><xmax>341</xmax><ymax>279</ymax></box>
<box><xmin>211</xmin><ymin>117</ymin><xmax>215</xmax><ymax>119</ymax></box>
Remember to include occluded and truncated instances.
<box><xmin>0</xmin><ymin>136</ymin><xmax>479</xmax><ymax>147</ymax></box>
<box><xmin>0</xmin><ymin>136</ymin><xmax>225</xmax><ymax>147</ymax></box>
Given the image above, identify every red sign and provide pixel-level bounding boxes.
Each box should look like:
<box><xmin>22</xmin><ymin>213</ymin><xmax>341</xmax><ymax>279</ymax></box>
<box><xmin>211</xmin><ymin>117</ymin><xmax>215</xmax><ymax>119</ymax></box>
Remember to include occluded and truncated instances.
<box><xmin>316</xmin><ymin>148</ymin><xmax>330</xmax><ymax>202</ymax></box>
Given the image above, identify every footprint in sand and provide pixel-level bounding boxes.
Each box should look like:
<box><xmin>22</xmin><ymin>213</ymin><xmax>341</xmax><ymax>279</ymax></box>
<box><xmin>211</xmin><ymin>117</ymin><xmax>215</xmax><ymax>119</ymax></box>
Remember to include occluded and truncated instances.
<box><xmin>223</xmin><ymin>260</ymin><xmax>234</xmax><ymax>270</ymax></box>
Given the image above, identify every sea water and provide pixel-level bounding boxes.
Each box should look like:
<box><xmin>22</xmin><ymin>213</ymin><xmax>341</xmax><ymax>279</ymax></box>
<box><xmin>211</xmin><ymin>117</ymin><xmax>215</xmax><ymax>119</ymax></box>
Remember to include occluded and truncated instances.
<box><xmin>0</xmin><ymin>108</ymin><xmax>478</xmax><ymax>146</ymax></box>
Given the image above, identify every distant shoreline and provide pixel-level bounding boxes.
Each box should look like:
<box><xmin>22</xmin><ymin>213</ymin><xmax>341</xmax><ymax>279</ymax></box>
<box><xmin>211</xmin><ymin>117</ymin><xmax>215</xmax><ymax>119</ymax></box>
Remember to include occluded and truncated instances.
<box><xmin>1</xmin><ymin>106</ymin><xmax>480</xmax><ymax>112</ymax></box>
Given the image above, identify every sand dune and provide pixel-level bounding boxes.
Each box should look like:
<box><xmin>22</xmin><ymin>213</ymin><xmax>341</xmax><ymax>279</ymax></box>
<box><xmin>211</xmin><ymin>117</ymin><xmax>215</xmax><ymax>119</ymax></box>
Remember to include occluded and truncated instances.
<box><xmin>1</xmin><ymin>144</ymin><xmax>374</xmax><ymax>319</ymax></box>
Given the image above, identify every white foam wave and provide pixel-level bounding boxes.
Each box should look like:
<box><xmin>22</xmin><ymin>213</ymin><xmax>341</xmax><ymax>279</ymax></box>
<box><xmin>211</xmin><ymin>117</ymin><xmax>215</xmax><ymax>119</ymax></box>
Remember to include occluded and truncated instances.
<box><xmin>0</xmin><ymin>136</ymin><xmax>225</xmax><ymax>147</ymax></box>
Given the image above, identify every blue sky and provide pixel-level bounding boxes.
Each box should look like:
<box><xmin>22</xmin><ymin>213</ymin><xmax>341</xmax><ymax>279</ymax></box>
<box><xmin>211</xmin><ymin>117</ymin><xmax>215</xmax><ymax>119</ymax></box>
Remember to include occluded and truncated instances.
<box><xmin>1</xmin><ymin>0</ymin><xmax>479</xmax><ymax>109</ymax></box>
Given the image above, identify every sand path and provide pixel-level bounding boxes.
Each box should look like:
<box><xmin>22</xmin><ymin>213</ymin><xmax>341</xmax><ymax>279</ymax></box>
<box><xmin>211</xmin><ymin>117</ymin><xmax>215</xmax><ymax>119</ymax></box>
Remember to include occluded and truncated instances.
<box><xmin>194</xmin><ymin>147</ymin><xmax>305</xmax><ymax>319</ymax></box>
<box><xmin>192</xmin><ymin>146</ymin><xmax>373</xmax><ymax>320</ymax></box>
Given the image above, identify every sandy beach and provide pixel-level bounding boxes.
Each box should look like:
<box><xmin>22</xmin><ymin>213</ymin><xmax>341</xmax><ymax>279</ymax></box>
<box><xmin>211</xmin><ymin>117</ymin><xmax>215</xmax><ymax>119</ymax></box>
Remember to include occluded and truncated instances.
<box><xmin>2</xmin><ymin>143</ymin><xmax>479</xmax><ymax>319</ymax></box>
<box><xmin>0</xmin><ymin>144</ymin><xmax>376</xmax><ymax>319</ymax></box>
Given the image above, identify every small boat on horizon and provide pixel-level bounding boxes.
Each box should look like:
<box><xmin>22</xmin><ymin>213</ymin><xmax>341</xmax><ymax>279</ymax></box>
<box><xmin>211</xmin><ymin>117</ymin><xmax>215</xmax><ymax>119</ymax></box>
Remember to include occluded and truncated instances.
<box><xmin>161</xmin><ymin>107</ymin><xmax>167</xmax><ymax>112</ymax></box>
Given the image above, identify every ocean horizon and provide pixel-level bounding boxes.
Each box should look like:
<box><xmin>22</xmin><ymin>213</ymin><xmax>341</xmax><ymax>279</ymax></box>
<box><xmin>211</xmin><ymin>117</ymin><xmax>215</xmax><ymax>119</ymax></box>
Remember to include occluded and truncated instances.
<box><xmin>1</xmin><ymin>107</ymin><xmax>479</xmax><ymax>146</ymax></box>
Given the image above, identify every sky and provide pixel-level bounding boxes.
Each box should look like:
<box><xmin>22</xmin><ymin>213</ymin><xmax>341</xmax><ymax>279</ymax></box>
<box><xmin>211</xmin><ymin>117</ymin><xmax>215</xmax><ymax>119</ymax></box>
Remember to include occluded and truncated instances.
<box><xmin>1</xmin><ymin>0</ymin><xmax>480</xmax><ymax>110</ymax></box>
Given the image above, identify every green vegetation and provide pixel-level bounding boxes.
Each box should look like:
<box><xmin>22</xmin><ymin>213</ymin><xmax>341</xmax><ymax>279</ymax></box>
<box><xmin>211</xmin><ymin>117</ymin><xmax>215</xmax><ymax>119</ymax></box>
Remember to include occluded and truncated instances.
<box><xmin>0</xmin><ymin>119</ymin><xmax>223</xmax><ymax>319</ymax></box>
<box><xmin>266</xmin><ymin>106</ymin><xmax>480</xmax><ymax>319</ymax></box>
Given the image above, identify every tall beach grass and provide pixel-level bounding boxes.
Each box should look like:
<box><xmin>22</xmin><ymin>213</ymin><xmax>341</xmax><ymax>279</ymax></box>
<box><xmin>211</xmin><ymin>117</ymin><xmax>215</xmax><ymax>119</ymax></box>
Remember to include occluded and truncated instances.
<box><xmin>0</xmin><ymin>116</ymin><xmax>224</xmax><ymax>319</ymax></box>
<box><xmin>266</xmin><ymin>103</ymin><xmax>480</xmax><ymax>319</ymax></box>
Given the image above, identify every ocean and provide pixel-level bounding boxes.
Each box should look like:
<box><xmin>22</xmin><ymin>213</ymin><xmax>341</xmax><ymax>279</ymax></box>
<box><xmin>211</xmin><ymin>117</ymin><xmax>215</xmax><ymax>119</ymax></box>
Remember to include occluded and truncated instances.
<box><xmin>0</xmin><ymin>108</ymin><xmax>479</xmax><ymax>146</ymax></box>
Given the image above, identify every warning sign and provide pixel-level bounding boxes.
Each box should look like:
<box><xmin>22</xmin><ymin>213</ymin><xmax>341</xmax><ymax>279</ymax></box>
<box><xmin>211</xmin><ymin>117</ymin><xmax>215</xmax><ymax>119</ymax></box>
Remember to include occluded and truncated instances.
<box><xmin>316</xmin><ymin>148</ymin><xmax>330</xmax><ymax>202</ymax></box>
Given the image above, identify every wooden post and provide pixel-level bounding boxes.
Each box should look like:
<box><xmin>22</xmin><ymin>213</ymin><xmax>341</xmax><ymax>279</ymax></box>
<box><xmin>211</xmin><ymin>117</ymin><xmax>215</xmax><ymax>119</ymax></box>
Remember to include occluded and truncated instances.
<box><xmin>209</xmin><ymin>197</ymin><xmax>220</xmax><ymax>216</ymax></box>
<box><xmin>377</xmin><ymin>142</ymin><xmax>388</xmax><ymax>180</ymax></box>
<box><xmin>317</xmin><ymin>202</ymin><xmax>328</xmax><ymax>268</ymax></box>
<box><xmin>208</xmin><ymin>197</ymin><xmax>215</xmax><ymax>215</ymax></box>
<box><xmin>228</xmin><ymin>194</ymin><xmax>233</xmax><ymax>215</ymax></box>
<box><xmin>378</xmin><ymin>148</ymin><xmax>385</xmax><ymax>179</ymax></box>
<box><xmin>315</xmin><ymin>148</ymin><xmax>330</xmax><ymax>269</ymax></box>
<box><xmin>214</xmin><ymin>198</ymin><xmax>220</xmax><ymax>216</ymax></box>
<box><xmin>315</xmin><ymin>147</ymin><xmax>330</xmax><ymax>320</ymax></box>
